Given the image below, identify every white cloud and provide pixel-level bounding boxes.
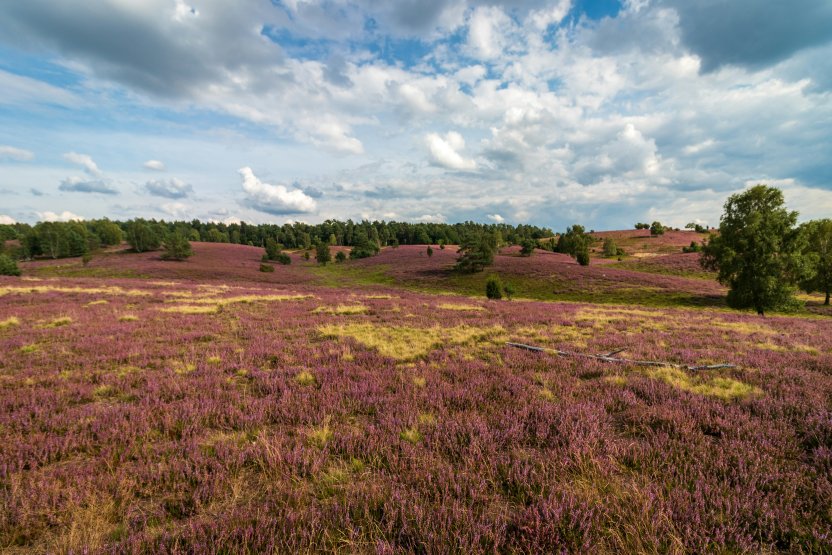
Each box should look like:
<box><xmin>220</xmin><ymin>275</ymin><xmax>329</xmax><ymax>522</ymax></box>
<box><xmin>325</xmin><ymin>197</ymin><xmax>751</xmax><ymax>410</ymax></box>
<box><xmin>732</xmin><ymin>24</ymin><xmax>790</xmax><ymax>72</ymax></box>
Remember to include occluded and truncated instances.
<box><xmin>487</xmin><ymin>213</ymin><xmax>505</xmax><ymax>223</ymax></box>
<box><xmin>414</xmin><ymin>213</ymin><xmax>445</xmax><ymax>223</ymax></box>
<box><xmin>145</xmin><ymin>177</ymin><xmax>193</xmax><ymax>199</ymax></box>
<box><xmin>467</xmin><ymin>6</ymin><xmax>517</xmax><ymax>60</ymax></box>
<box><xmin>59</xmin><ymin>176</ymin><xmax>118</xmax><ymax>194</ymax></box>
<box><xmin>63</xmin><ymin>152</ymin><xmax>102</xmax><ymax>177</ymax></box>
<box><xmin>0</xmin><ymin>145</ymin><xmax>34</xmax><ymax>161</ymax></box>
<box><xmin>0</xmin><ymin>215</ymin><xmax>16</xmax><ymax>224</ymax></box>
<box><xmin>161</xmin><ymin>201</ymin><xmax>190</xmax><ymax>219</ymax></box>
<box><xmin>239</xmin><ymin>167</ymin><xmax>317</xmax><ymax>215</ymax></box>
<box><xmin>143</xmin><ymin>159</ymin><xmax>166</xmax><ymax>171</ymax></box>
<box><xmin>37</xmin><ymin>210</ymin><xmax>84</xmax><ymax>222</ymax></box>
<box><xmin>425</xmin><ymin>131</ymin><xmax>476</xmax><ymax>170</ymax></box>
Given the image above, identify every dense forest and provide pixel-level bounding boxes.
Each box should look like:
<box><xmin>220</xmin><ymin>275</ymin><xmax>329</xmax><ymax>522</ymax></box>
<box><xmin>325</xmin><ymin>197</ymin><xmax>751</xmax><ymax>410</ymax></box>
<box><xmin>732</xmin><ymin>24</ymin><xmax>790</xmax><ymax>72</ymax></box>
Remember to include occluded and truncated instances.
<box><xmin>0</xmin><ymin>218</ymin><xmax>554</xmax><ymax>260</ymax></box>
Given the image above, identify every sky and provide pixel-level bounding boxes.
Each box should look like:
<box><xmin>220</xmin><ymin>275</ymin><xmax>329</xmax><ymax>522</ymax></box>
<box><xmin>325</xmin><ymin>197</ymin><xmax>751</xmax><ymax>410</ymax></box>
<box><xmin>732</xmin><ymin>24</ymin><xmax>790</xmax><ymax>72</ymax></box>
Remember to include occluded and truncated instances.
<box><xmin>1</xmin><ymin>0</ymin><xmax>831</xmax><ymax>231</ymax></box>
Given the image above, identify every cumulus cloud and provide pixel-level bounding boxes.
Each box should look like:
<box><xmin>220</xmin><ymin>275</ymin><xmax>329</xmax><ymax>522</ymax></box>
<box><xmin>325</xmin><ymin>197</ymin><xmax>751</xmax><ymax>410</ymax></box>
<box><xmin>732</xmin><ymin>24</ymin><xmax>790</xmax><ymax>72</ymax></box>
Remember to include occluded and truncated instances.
<box><xmin>63</xmin><ymin>152</ymin><xmax>102</xmax><ymax>177</ymax></box>
<box><xmin>0</xmin><ymin>145</ymin><xmax>34</xmax><ymax>161</ymax></box>
<box><xmin>487</xmin><ymin>213</ymin><xmax>505</xmax><ymax>223</ymax></box>
<box><xmin>145</xmin><ymin>177</ymin><xmax>193</xmax><ymax>199</ymax></box>
<box><xmin>0</xmin><ymin>215</ymin><xmax>16</xmax><ymax>224</ymax></box>
<box><xmin>239</xmin><ymin>167</ymin><xmax>317</xmax><ymax>215</ymax></box>
<box><xmin>144</xmin><ymin>159</ymin><xmax>166</xmax><ymax>171</ymax></box>
<box><xmin>160</xmin><ymin>201</ymin><xmax>190</xmax><ymax>219</ymax></box>
<box><xmin>425</xmin><ymin>131</ymin><xmax>476</xmax><ymax>170</ymax></box>
<box><xmin>37</xmin><ymin>210</ymin><xmax>84</xmax><ymax>222</ymax></box>
<box><xmin>59</xmin><ymin>176</ymin><xmax>118</xmax><ymax>195</ymax></box>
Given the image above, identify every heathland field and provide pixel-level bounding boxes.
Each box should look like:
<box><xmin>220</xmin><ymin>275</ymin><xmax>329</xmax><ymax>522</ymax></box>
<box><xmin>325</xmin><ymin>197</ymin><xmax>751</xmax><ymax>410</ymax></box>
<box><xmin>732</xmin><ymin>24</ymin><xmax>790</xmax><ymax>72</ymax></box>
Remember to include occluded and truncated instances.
<box><xmin>2</xmin><ymin>241</ymin><xmax>831</xmax><ymax>553</ymax></box>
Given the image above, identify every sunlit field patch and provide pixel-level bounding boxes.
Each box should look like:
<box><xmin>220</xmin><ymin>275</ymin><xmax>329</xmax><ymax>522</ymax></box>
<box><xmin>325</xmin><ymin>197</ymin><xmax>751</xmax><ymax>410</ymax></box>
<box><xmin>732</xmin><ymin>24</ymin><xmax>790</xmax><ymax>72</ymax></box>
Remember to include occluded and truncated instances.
<box><xmin>312</xmin><ymin>304</ymin><xmax>369</xmax><ymax>315</ymax></box>
<box><xmin>318</xmin><ymin>322</ymin><xmax>506</xmax><ymax>360</ymax></box>
<box><xmin>45</xmin><ymin>316</ymin><xmax>73</xmax><ymax>327</ymax></box>
<box><xmin>640</xmin><ymin>366</ymin><xmax>760</xmax><ymax>400</ymax></box>
<box><xmin>0</xmin><ymin>285</ymin><xmax>150</xmax><ymax>297</ymax></box>
<box><xmin>437</xmin><ymin>303</ymin><xmax>485</xmax><ymax>311</ymax></box>
<box><xmin>0</xmin><ymin>316</ymin><xmax>20</xmax><ymax>329</ymax></box>
<box><xmin>158</xmin><ymin>304</ymin><xmax>219</xmax><ymax>314</ymax></box>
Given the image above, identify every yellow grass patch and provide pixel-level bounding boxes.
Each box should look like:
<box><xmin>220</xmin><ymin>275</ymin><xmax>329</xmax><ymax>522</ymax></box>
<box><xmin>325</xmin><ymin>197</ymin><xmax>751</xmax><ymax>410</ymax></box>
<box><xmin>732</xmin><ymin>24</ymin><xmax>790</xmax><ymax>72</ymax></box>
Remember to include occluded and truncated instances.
<box><xmin>46</xmin><ymin>316</ymin><xmax>73</xmax><ymax>327</ymax></box>
<box><xmin>710</xmin><ymin>320</ymin><xmax>775</xmax><ymax>336</ymax></box>
<box><xmin>755</xmin><ymin>341</ymin><xmax>818</xmax><ymax>355</ymax></box>
<box><xmin>294</xmin><ymin>370</ymin><xmax>316</xmax><ymax>386</ymax></box>
<box><xmin>604</xmin><ymin>375</ymin><xmax>628</xmax><ymax>386</ymax></box>
<box><xmin>307</xmin><ymin>422</ymin><xmax>333</xmax><ymax>447</ymax></box>
<box><xmin>437</xmin><ymin>303</ymin><xmax>485</xmax><ymax>311</ymax></box>
<box><xmin>20</xmin><ymin>343</ymin><xmax>39</xmax><ymax>354</ymax></box>
<box><xmin>318</xmin><ymin>322</ymin><xmax>506</xmax><ymax>360</ymax></box>
<box><xmin>118</xmin><ymin>314</ymin><xmax>139</xmax><ymax>322</ymax></box>
<box><xmin>313</xmin><ymin>304</ymin><xmax>369</xmax><ymax>315</ymax></box>
<box><xmin>0</xmin><ymin>285</ymin><xmax>149</xmax><ymax>297</ymax></box>
<box><xmin>84</xmin><ymin>299</ymin><xmax>109</xmax><ymax>307</ymax></box>
<box><xmin>364</xmin><ymin>294</ymin><xmax>394</xmax><ymax>299</ymax></box>
<box><xmin>576</xmin><ymin>307</ymin><xmax>658</xmax><ymax>321</ymax></box>
<box><xmin>207</xmin><ymin>356</ymin><xmax>222</xmax><ymax>364</ymax></box>
<box><xmin>158</xmin><ymin>304</ymin><xmax>219</xmax><ymax>314</ymax></box>
<box><xmin>642</xmin><ymin>366</ymin><xmax>759</xmax><ymax>400</ymax></box>
<box><xmin>400</xmin><ymin>426</ymin><xmax>422</xmax><ymax>445</ymax></box>
<box><xmin>172</xmin><ymin>361</ymin><xmax>196</xmax><ymax>375</ymax></box>
<box><xmin>0</xmin><ymin>316</ymin><xmax>20</xmax><ymax>329</ymax></box>
<box><xmin>418</xmin><ymin>412</ymin><xmax>437</xmax><ymax>426</ymax></box>
<box><xmin>192</xmin><ymin>294</ymin><xmax>313</xmax><ymax>305</ymax></box>
<box><xmin>47</xmin><ymin>496</ymin><xmax>121</xmax><ymax>554</ymax></box>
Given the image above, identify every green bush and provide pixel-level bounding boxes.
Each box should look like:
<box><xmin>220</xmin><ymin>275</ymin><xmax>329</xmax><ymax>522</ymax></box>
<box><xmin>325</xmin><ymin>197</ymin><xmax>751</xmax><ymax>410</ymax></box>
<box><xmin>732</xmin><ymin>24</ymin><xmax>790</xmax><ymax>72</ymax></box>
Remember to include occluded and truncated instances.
<box><xmin>576</xmin><ymin>249</ymin><xmax>590</xmax><ymax>266</ymax></box>
<box><xmin>485</xmin><ymin>275</ymin><xmax>503</xmax><ymax>300</ymax></box>
<box><xmin>160</xmin><ymin>232</ymin><xmax>193</xmax><ymax>261</ymax></box>
<box><xmin>0</xmin><ymin>254</ymin><xmax>21</xmax><ymax>276</ymax></box>
<box><xmin>335</xmin><ymin>251</ymin><xmax>347</xmax><ymax>263</ymax></box>
<box><xmin>259</xmin><ymin>263</ymin><xmax>275</xmax><ymax>273</ymax></box>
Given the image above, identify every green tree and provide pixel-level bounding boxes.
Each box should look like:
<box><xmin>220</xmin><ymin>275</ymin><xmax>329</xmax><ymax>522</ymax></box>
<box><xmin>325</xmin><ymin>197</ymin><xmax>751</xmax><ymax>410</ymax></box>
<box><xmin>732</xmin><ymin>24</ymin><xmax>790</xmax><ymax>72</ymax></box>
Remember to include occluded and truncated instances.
<box><xmin>485</xmin><ymin>275</ymin><xmax>503</xmax><ymax>300</ymax></box>
<box><xmin>316</xmin><ymin>242</ymin><xmax>331</xmax><ymax>265</ymax></box>
<box><xmin>650</xmin><ymin>221</ymin><xmax>665</xmax><ymax>236</ymax></box>
<box><xmin>519</xmin><ymin>238</ymin><xmax>536</xmax><ymax>257</ymax></box>
<box><xmin>799</xmin><ymin>219</ymin><xmax>832</xmax><ymax>305</ymax></box>
<box><xmin>0</xmin><ymin>254</ymin><xmax>21</xmax><ymax>276</ymax></box>
<box><xmin>634</xmin><ymin>222</ymin><xmax>650</xmax><ymax>230</ymax></box>
<box><xmin>556</xmin><ymin>225</ymin><xmax>591</xmax><ymax>262</ymax></box>
<box><xmin>455</xmin><ymin>231</ymin><xmax>496</xmax><ymax>273</ymax></box>
<box><xmin>126</xmin><ymin>220</ymin><xmax>162</xmax><ymax>253</ymax></box>
<box><xmin>701</xmin><ymin>185</ymin><xmax>808</xmax><ymax>315</ymax></box>
<box><xmin>426</xmin><ymin>245</ymin><xmax>433</xmax><ymax>258</ymax></box>
<box><xmin>161</xmin><ymin>232</ymin><xmax>193</xmax><ymax>261</ymax></box>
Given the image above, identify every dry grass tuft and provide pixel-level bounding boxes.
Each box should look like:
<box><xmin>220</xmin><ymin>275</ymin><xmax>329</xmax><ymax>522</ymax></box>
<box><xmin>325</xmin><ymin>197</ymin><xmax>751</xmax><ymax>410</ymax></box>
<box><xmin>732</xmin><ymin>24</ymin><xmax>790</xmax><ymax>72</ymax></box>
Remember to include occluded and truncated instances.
<box><xmin>318</xmin><ymin>323</ymin><xmax>506</xmax><ymax>360</ymax></box>
<box><xmin>642</xmin><ymin>366</ymin><xmax>759</xmax><ymax>400</ymax></box>
<box><xmin>294</xmin><ymin>370</ymin><xmax>317</xmax><ymax>386</ymax></box>
<box><xmin>158</xmin><ymin>304</ymin><xmax>219</xmax><ymax>314</ymax></box>
<box><xmin>313</xmin><ymin>304</ymin><xmax>369</xmax><ymax>315</ymax></box>
<box><xmin>46</xmin><ymin>316</ymin><xmax>73</xmax><ymax>327</ymax></box>
<box><xmin>0</xmin><ymin>316</ymin><xmax>20</xmax><ymax>329</ymax></box>
<box><xmin>437</xmin><ymin>303</ymin><xmax>485</xmax><ymax>311</ymax></box>
<box><xmin>400</xmin><ymin>426</ymin><xmax>422</xmax><ymax>445</ymax></box>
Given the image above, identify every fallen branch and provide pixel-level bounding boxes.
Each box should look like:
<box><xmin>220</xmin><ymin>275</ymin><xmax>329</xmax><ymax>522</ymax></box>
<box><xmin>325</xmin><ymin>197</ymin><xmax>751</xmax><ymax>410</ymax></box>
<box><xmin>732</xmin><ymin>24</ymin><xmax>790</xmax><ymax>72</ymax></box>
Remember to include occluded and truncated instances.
<box><xmin>506</xmin><ymin>342</ymin><xmax>735</xmax><ymax>371</ymax></box>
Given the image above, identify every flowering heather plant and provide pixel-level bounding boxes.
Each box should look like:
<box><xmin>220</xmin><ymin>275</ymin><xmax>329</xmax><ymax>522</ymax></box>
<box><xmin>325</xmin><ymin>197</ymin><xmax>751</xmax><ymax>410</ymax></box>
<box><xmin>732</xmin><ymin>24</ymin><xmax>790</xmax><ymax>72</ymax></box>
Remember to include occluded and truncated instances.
<box><xmin>0</xmin><ymin>248</ymin><xmax>831</xmax><ymax>552</ymax></box>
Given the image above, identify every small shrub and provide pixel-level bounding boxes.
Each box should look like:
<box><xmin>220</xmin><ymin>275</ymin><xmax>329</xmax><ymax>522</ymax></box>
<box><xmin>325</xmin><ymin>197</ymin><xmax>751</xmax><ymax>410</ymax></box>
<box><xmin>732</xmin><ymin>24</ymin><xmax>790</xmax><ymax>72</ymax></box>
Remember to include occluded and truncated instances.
<box><xmin>275</xmin><ymin>252</ymin><xmax>291</xmax><ymax>265</ymax></box>
<box><xmin>519</xmin><ymin>238</ymin><xmax>536</xmax><ymax>257</ymax></box>
<box><xmin>259</xmin><ymin>263</ymin><xmax>275</xmax><ymax>273</ymax></box>
<box><xmin>426</xmin><ymin>246</ymin><xmax>433</xmax><ymax>258</ymax></box>
<box><xmin>503</xmin><ymin>282</ymin><xmax>516</xmax><ymax>300</ymax></box>
<box><xmin>335</xmin><ymin>251</ymin><xmax>347</xmax><ymax>263</ymax></box>
<box><xmin>682</xmin><ymin>241</ymin><xmax>701</xmax><ymax>253</ymax></box>
<box><xmin>576</xmin><ymin>249</ymin><xmax>590</xmax><ymax>266</ymax></box>
<box><xmin>0</xmin><ymin>254</ymin><xmax>21</xmax><ymax>276</ymax></box>
<box><xmin>486</xmin><ymin>275</ymin><xmax>503</xmax><ymax>300</ymax></box>
<box><xmin>82</xmin><ymin>252</ymin><xmax>93</xmax><ymax>266</ymax></box>
<box><xmin>602</xmin><ymin>238</ymin><xmax>618</xmax><ymax>257</ymax></box>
